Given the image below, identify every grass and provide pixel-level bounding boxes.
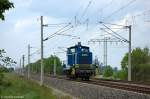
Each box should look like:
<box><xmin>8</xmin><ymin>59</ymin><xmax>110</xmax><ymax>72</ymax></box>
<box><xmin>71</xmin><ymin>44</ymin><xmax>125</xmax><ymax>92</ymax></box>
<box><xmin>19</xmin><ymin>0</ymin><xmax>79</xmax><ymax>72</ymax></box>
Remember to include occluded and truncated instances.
<box><xmin>0</xmin><ymin>73</ymin><xmax>71</xmax><ymax>99</ymax></box>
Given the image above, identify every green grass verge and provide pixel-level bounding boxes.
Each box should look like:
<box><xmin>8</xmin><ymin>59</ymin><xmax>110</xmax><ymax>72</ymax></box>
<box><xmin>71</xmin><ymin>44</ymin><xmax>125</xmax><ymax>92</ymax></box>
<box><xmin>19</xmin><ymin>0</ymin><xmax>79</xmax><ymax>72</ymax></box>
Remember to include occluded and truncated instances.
<box><xmin>0</xmin><ymin>73</ymin><xmax>71</xmax><ymax>99</ymax></box>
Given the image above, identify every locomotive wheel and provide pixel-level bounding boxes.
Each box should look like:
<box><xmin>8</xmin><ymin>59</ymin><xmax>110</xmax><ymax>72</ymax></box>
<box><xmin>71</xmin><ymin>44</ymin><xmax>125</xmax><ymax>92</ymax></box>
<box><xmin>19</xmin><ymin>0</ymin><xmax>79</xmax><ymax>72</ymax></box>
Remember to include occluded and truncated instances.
<box><xmin>85</xmin><ymin>76</ymin><xmax>90</xmax><ymax>81</ymax></box>
<box><xmin>69</xmin><ymin>75</ymin><xmax>76</xmax><ymax>80</ymax></box>
<box><xmin>82</xmin><ymin>76</ymin><xmax>89</xmax><ymax>81</ymax></box>
<box><xmin>81</xmin><ymin>77</ymin><xmax>84</xmax><ymax>80</ymax></box>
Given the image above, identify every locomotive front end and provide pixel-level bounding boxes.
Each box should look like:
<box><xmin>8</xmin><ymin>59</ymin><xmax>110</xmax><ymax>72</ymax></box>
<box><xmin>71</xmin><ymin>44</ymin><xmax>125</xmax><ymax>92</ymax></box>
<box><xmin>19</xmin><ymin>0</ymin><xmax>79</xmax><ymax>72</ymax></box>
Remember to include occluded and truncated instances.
<box><xmin>66</xmin><ymin>42</ymin><xmax>94</xmax><ymax>80</ymax></box>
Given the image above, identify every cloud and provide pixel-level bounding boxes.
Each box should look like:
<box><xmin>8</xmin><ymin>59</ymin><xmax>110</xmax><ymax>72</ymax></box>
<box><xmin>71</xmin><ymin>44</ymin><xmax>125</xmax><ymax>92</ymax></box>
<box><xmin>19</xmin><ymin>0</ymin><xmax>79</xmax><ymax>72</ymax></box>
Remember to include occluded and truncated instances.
<box><xmin>14</xmin><ymin>18</ymin><xmax>34</xmax><ymax>32</ymax></box>
<box><xmin>12</xmin><ymin>0</ymin><xmax>33</xmax><ymax>8</ymax></box>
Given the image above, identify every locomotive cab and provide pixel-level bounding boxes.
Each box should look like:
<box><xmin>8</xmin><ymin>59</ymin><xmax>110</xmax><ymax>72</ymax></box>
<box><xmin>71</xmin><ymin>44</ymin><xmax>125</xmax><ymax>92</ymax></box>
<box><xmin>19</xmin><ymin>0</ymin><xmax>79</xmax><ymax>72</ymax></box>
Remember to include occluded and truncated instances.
<box><xmin>66</xmin><ymin>42</ymin><xmax>94</xmax><ymax>80</ymax></box>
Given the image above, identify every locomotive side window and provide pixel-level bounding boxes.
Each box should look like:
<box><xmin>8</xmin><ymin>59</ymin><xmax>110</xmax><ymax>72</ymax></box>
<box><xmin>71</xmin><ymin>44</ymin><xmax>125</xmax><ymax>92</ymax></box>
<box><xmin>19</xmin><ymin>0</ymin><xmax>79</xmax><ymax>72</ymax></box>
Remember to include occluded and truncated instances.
<box><xmin>70</xmin><ymin>48</ymin><xmax>75</xmax><ymax>53</ymax></box>
<box><xmin>81</xmin><ymin>48</ymin><xmax>89</xmax><ymax>52</ymax></box>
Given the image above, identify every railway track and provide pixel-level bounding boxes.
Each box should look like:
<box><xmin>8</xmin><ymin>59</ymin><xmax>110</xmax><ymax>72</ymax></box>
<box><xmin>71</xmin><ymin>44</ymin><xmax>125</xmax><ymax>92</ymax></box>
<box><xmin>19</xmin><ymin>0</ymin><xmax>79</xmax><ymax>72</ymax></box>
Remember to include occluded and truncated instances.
<box><xmin>31</xmin><ymin>74</ymin><xmax>150</xmax><ymax>95</ymax></box>
<box><xmin>94</xmin><ymin>78</ymin><xmax>150</xmax><ymax>86</ymax></box>
<box><xmin>49</xmin><ymin>75</ymin><xmax>150</xmax><ymax>95</ymax></box>
<box><xmin>84</xmin><ymin>79</ymin><xmax>150</xmax><ymax>95</ymax></box>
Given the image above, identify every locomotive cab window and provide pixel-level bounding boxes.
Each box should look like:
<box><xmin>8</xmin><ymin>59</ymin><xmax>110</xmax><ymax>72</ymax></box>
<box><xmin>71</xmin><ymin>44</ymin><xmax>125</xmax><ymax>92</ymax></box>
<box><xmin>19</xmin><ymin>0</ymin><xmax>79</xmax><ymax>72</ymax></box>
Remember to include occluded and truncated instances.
<box><xmin>81</xmin><ymin>48</ymin><xmax>89</xmax><ymax>52</ymax></box>
<box><xmin>69</xmin><ymin>48</ymin><xmax>75</xmax><ymax>53</ymax></box>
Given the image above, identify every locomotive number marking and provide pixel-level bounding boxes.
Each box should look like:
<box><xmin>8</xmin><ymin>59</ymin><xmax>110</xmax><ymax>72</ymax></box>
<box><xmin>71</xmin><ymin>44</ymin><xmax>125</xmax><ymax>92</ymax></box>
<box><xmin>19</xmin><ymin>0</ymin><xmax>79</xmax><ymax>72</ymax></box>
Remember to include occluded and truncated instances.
<box><xmin>82</xmin><ymin>54</ymin><xmax>88</xmax><ymax>56</ymax></box>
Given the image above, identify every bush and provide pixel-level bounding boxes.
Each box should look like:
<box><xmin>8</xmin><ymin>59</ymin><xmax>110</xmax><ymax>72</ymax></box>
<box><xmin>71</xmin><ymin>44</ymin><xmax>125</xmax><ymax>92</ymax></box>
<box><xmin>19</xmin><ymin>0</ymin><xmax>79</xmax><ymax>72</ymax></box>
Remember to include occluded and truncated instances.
<box><xmin>0</xmin><ymin>67</ymin><xmax>9</xmax><ymax>72</ymax></box>
<box><xmin>117</xmin><ymin>69</ymin><xmax>127</xmax><ymax>80</ymax></box>
<box><xmin>0</xmin><ymin>72</ymin><xmax>4</xmax><ymax>84</ymax></box>
<box><xmin>0</xmin><ymin>72</ymin><xmax>11</xmax><ymax>94</ymax></box>
<box><xmin>103</xmin><ymin>66</ymin><xmax>113</xmax><ymax>77</ymax></box>
<box><xmin>113</xmin><ymin>72</ymin><xmax>118</xmax><ymax>80</ymax></box>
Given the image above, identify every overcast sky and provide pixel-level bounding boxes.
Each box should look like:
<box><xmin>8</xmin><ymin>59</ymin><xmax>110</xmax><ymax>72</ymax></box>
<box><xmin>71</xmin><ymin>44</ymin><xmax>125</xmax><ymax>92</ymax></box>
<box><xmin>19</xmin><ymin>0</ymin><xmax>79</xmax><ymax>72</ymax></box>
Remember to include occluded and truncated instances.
<box><xmin>0</xmin><ymin>0</ymin><xmax>150</xmax><ymax>69</ymax></box>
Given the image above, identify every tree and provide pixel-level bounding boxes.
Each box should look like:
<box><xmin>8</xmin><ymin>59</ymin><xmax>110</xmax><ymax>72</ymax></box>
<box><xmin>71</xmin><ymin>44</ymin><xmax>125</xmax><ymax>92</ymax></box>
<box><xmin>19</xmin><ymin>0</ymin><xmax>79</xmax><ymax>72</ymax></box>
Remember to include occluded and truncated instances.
<box><xmin>0</xmin><ymin>0</ymin><xmax>14</xmax><ymax>20</ymax></box>
<box><xmin>117</xmin><ymin>69</ymin><xmax>128</xmax><ymax>80</ymax></box>
<box><xmin>121</xmin><ymin>47</ymin><xmax>150</xmax><ymax>81</ymax></box>
<box><xmin>103</xmin><ymin>65</ymin><xmax>113</xmax><ymax>77</ymax></box>
<box><xmin>28</xmin><ymin>55</ymin><xmax>63</xmax><ymax>75</ymax></box>
<box><xmin>121</xmin><ymin>47</ymin><xmax>150</xmax><ymax>69</ymax></box>
<box><xmin>0</xmin><ymin>49</ymin><xmax>16</xmax><ymax>67</ymax></box>
<box><xmin>112</xmin><ymin>67</ymin><xmax>118</xmax><ymax>80</ymax></box>
<box><xmin>0</xmin><ymin>49</ymin><xmax>15</xmax><ymax>94</ymax></box>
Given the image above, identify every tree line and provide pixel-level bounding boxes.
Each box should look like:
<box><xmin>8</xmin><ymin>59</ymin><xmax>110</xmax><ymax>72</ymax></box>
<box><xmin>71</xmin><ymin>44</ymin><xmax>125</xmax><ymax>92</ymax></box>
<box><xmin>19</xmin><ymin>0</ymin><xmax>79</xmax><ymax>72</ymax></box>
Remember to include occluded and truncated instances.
<box><xmin>101</xmin><ymin>47</ymin><xmax>150</xmax><ymax>82</ymax></box>
<box><xmin>26</xmin><ymin>55</ymin><xmax>63</xmax><ymax>75</ymax></box>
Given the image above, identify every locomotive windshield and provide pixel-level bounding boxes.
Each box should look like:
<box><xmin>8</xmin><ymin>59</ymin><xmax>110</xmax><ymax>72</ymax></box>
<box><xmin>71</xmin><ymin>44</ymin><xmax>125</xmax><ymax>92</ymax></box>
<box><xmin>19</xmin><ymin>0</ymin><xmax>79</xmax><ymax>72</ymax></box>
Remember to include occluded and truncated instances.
<box><xmin>81</xmin><ymin>48</ymin><xmax>89</xmax><ymax>52</ymax></box>
<box><xmin>68</xmin><ymin>48</ymin><xmax>75</xmax><ymax>53</ymax></box>
<box><xmin>70</xmin><ymin>48</ymin><xmax>75</xmax><ymax>53</ymax></box>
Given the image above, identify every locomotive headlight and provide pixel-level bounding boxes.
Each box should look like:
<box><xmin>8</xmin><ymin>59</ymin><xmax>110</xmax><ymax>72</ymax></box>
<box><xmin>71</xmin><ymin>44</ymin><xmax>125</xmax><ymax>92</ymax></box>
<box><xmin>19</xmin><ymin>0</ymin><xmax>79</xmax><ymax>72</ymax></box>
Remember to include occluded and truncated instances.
<box><xmin>75</xmin><ymin>64</ymin><xmax>79</xmax><ymax>68</ymax></box>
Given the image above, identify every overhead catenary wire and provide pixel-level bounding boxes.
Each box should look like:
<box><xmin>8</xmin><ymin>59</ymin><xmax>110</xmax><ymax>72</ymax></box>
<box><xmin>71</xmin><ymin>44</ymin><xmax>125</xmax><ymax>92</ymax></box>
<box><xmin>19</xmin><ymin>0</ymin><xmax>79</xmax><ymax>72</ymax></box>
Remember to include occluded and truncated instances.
<box><xmin>99</xmin><ymin>21</ymin><xmax>126</xmax><ymax>27</ymax></box>
<box><xmin>73</xmin><ymin>0</ymin><xmax>116</xmax><ymax>34</ymax></box>
<box><xmin>100</xmin><ymin>22</ymin><xmax>128</xmax><ymax>42</ymax></box>
<box><xmin>133</xmin><ymin>9</ymin><xmax>150</xmax><ymax>18</ymax></box>
<box><xmin>30</xmin><ymin>49</ymin><xmax>41</xmax><ymax>56</ymax></box>
<box><xmin>72</xmin><ymin>0</ymin><xmax>94</xmax><ymax>29</ymax></box>
<box><xmin>100</xmin><ymin>28</ymin><xmax>123</xmax><ymax>42</ymax></box>
<box><xmin>46</xmin><ymin>23</ymin><xmax>71</xmax><ymax>26</ymax></box>
<box><xmin>44</xmin><ymin>25</ymin><xmax>74</xmax><ymax>40</ymax></box>
<box><xmin>131</xmin><ymin>9</ymin><xmax>150</xmax><ymax>23</ymax></box>
<box><xmin>43</xmin><ymin>23</ymin><xmax>72</xmax><ymax>41</ymax></box>
<box><xmin>89</xmin><ymin>38</ymin><xmax>123</xmax><ymax>44</ymax></box>
<box><xmin>98</xmin><ymin>28</ymin><xmax>123</xmax><ymax>38</ymax></box>
<box><xmin>44</xmin><ymin>23</ymin><xmax>71</xmax><ymax>27</ymax></box>
<box><xmin>102</xmin><ymin>0</ymin><xmax>137</xmax><ymax>21</ymax></box>
<box><xmin>56</xmin><ymin>33</ymin><xmax>80</xmax><ymax>39</ymax></box>
<box><xmin>69</xmin><ymin>1</ymin><xmax>90</xmax><ymax>27</ymax></box>
<box><xmin>65</xmin><ymin>0</ymin><xmax>100</xmax><ymax>36</ymax></box>
<box><xmin>96</xmin><ymin>0</ymin><xmax>115</xmax><ymax>20</ymax></box>
<box><xmin>79</xmin><ymin>0</ymin><xmax>93</xmax><ymax>21</ymax></box>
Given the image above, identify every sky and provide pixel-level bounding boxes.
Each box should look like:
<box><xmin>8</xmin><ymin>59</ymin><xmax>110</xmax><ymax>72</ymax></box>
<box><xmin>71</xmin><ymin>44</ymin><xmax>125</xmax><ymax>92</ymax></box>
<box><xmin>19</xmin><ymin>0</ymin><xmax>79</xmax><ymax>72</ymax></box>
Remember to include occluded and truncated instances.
<box><xmin>0</xmin><ymin>0</ymin><xmax>150</xmax><ymax>69</ymax></box>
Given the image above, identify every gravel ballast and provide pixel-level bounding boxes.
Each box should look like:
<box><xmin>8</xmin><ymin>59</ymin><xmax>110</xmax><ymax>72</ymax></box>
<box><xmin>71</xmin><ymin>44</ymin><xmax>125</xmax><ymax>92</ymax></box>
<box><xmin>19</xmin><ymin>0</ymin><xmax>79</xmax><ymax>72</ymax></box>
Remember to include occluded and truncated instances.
<box><xmin>32</xmin><ymin>75</ymin><xmax>150</xmax><ymax>99</ymax></box>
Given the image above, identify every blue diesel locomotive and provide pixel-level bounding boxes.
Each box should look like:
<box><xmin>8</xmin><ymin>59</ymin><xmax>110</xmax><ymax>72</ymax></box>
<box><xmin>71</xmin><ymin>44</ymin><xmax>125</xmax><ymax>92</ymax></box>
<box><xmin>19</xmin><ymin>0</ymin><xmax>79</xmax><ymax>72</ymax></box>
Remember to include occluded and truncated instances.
<box><xmin>66</xmin><ymin>42</ymin><xmax>94</xmax><ymax>80</ymax></box>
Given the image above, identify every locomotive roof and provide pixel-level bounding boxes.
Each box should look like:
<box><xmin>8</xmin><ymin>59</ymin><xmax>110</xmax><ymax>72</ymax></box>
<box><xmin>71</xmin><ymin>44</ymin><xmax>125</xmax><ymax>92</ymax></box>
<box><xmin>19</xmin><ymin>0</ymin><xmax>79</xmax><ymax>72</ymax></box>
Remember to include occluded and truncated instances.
<box><xmin>68</xmin><ymin>42</ymin><xmax>89</xmax><ymax>49</ymax></box>
<box><xmin>68</xmin><ymin>45</ymin><xmax>89</xmax><ymax>49</ymax></box>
